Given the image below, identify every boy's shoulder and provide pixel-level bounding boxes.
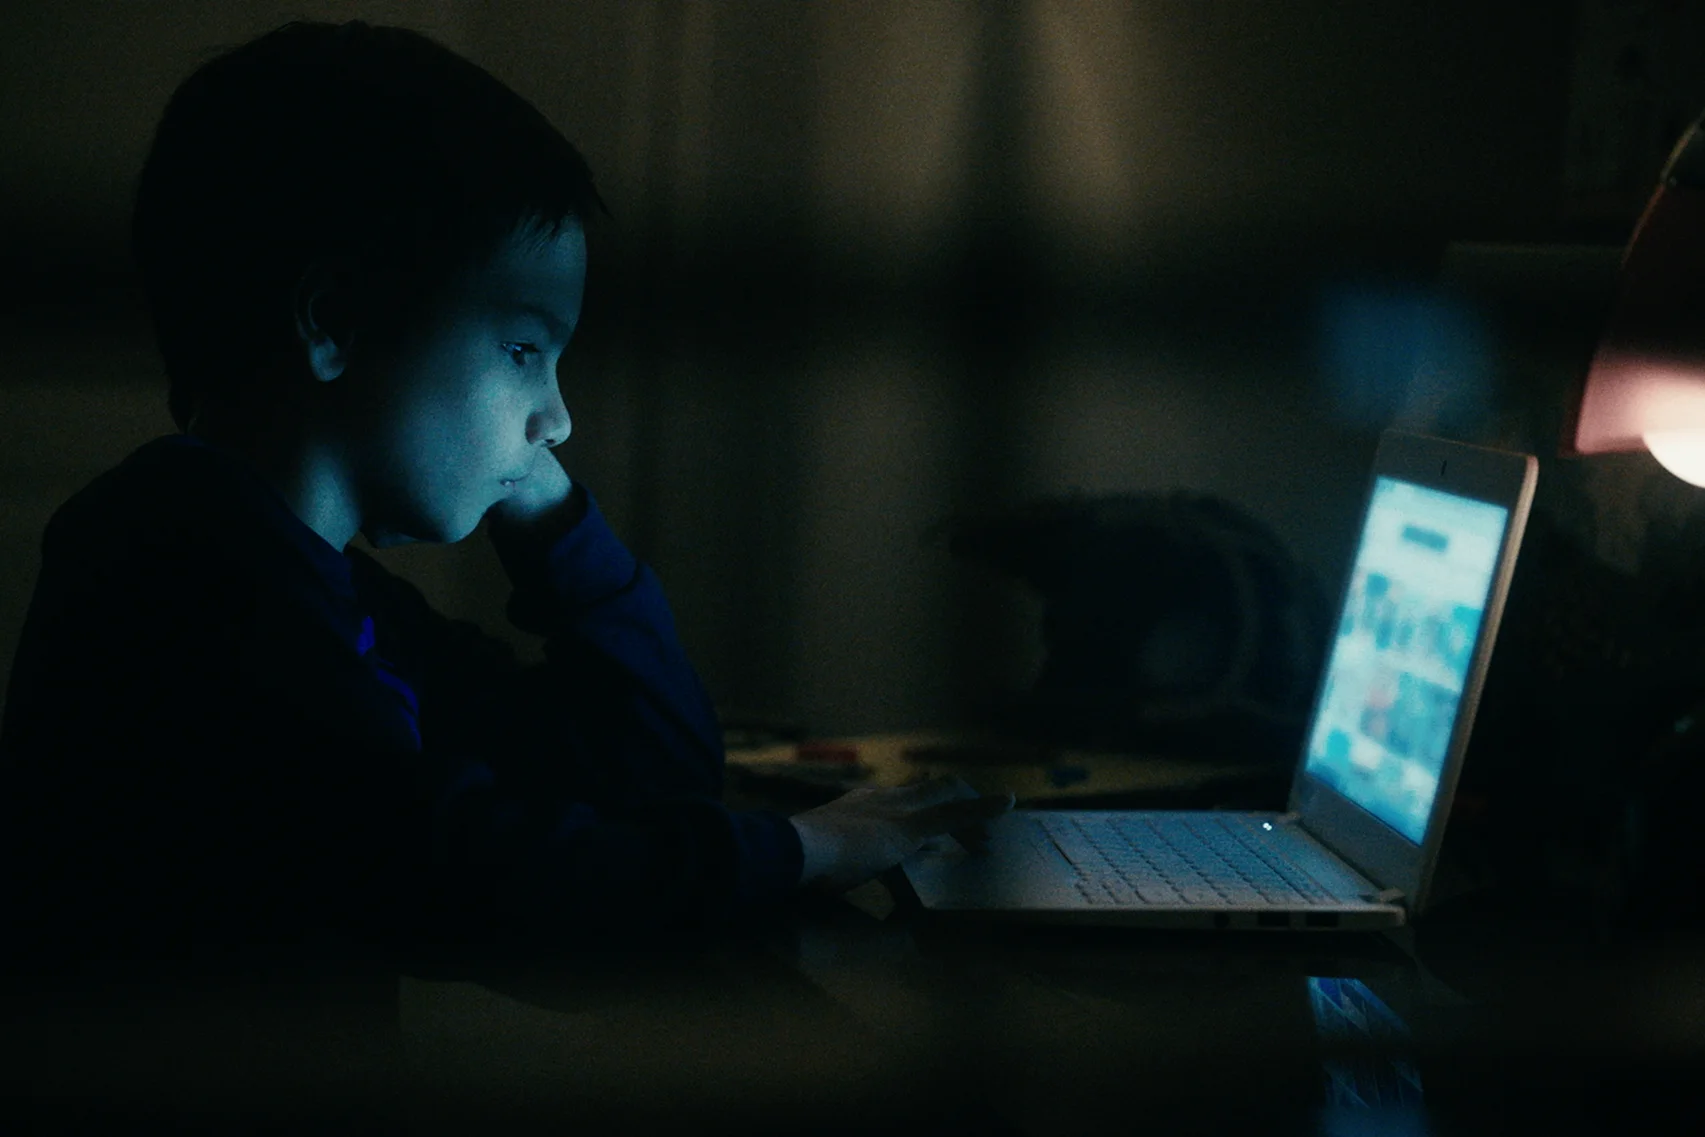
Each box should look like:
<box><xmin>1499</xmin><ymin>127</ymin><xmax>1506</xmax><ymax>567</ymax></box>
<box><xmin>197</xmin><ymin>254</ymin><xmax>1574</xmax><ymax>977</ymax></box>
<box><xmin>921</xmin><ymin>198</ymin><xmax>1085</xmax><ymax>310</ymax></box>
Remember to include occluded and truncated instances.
<box><xmin>40</xmin><ymin>435</ymin><xmax>358</xmax><ymax>631</ymax></box>
<box><xmin>24</xmin><ymin>436</ymin><xmax>389</xmax><ymax>693</ymax></box>
<box><xmin>52</xmin><ymin>435</ymin><xmax>328</xmax><ymax>568</ymax></box>
<box><xmin>55</xmin><ymin>435</ymin><xmax>255</xmax><ymax>536</ymax></box>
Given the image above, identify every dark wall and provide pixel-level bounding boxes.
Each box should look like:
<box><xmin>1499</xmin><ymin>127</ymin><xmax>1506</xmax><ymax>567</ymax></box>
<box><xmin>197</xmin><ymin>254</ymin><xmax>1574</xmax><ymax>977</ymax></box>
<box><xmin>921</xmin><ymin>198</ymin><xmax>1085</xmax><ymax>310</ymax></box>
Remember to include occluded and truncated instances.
<box><xmin>0</xmin><ymin>1</ymin><xmax>1670</xmax><ymax>737</ymax></box>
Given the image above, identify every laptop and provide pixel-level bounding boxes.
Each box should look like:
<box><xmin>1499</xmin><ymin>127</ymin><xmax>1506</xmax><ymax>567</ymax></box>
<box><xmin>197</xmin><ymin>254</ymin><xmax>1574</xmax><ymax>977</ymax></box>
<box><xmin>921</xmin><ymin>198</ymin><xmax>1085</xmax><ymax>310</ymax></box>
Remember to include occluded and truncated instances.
<box><xmin>902</xmin><ymin>430</ymin><xmax>1537</xmax><ymax>930</ymax></box>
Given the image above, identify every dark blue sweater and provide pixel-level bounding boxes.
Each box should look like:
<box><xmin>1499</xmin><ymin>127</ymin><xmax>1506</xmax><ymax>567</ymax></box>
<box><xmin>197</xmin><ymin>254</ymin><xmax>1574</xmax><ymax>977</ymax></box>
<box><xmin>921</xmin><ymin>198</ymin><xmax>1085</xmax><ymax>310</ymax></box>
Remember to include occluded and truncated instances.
<box><xmin>0</xmin><ymin>434</ymin><xmax>802</xmax><ymax>975</ymax></box>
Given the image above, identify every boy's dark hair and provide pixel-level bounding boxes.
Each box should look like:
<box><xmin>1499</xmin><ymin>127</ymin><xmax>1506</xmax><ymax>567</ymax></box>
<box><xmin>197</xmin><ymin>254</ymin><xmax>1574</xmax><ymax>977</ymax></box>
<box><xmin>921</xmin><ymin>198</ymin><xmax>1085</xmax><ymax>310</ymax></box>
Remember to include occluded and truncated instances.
<box><xmin>133</xmin><ymin>20</ymin><xmax>605</xmax><ymax>431</ymax></box>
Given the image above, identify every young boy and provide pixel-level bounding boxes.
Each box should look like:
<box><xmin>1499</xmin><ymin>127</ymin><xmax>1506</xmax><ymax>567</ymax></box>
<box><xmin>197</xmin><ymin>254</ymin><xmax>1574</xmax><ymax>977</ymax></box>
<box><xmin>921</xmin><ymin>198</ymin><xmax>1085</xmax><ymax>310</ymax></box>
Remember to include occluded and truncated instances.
<box><xmin>0</xmin><ymin>20</ymin><xmax>1009</xmax><ymax>975</ymax></box>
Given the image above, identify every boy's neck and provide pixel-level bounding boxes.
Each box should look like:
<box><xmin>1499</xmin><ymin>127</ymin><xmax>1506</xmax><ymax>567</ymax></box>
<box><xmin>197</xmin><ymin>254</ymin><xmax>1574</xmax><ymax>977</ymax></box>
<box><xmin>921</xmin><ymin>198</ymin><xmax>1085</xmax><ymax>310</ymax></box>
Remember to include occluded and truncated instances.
<box><xmin>187</xmin><ymin>403</ymin><xmax>361</xmax><ymax>552</ymax></box>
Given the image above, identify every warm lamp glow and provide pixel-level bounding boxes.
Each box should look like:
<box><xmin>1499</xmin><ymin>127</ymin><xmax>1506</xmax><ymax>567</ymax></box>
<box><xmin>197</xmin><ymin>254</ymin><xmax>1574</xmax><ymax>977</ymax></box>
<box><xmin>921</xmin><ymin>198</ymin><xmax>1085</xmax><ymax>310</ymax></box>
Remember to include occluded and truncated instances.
<box><xmin>1641</xmin><ymin>430</ymin><xmax>1705</xmax><ymax>488</ymax></box>
<box><xmin>1569</xmin><ymin>116</ymin><xmax>1705</xmax><ymax>482</ymax></box>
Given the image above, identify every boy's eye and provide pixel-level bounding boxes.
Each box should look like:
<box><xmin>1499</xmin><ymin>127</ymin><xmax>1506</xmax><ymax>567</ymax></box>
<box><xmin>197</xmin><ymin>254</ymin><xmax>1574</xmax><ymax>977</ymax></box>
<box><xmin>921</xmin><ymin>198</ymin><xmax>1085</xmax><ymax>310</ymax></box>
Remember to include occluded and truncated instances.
<box><xmin>502</xmin><ymin>342</ymin><xmax>539</xmax><ymax>368</ymax></box>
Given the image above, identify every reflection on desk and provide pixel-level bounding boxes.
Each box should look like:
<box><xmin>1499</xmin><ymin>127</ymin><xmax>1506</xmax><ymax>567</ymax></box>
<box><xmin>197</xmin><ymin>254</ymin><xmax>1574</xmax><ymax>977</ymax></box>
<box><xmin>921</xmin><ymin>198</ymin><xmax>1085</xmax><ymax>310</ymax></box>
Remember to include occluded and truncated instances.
<box><xmin>4</xmin><ymin>889</ymin><xmax>1705</xmax><ymax>1134</ymax></box>
<box><xmin>395</xmin><ymin>890</ymin><xmax>1436</xmax><ymax>1137</ymax></box>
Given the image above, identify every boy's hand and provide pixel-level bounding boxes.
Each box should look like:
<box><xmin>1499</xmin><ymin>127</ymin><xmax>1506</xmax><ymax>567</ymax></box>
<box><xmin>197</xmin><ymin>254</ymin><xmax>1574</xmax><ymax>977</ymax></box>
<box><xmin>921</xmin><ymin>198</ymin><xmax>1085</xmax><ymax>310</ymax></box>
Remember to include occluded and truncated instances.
<box><xmin>487</xmin><ymin>447</ymin><xmax>576</xmax><ymax>534</ymax></box>
<box><xmin>789</xmin><ymin>776</ymin><xmax>1016</xmax><ymax>894</ymax></box>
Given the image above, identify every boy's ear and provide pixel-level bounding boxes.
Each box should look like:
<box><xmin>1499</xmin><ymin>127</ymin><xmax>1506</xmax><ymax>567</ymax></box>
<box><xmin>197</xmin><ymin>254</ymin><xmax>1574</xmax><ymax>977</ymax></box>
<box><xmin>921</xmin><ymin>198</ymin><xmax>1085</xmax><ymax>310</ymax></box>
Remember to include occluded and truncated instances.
<box><xmin>293</xmin><ymin>262</ymin><xmax>359</xmax><ymax>384</ymax></box>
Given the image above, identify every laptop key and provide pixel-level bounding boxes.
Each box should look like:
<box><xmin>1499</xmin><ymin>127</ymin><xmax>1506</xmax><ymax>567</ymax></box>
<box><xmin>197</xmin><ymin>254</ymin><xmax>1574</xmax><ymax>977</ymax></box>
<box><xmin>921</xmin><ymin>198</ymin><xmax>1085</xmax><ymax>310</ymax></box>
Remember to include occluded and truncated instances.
<box><xmin>1280</xmin><ymin>873</ymin><xmax>1331</xmax><ymax>900</ymax></box>
<box><xmin>1051</xmin><ymin>814</ymin><xmax>1355</xmax><ymax>911</ymax></box>
<box><xmin>1103</xmin><ymin>878</ymin><xmax>1139</xmax><ymax>905</ymax></box>
<box><xmin>1048</xmin><ymin>832</ymin><xmax>1099</xmax><ymax>869</ymax></box>
<box><xmin>1177</xmin><ymin>886</ymin><xmax>1224</xmax><ymax>906</ymax></box>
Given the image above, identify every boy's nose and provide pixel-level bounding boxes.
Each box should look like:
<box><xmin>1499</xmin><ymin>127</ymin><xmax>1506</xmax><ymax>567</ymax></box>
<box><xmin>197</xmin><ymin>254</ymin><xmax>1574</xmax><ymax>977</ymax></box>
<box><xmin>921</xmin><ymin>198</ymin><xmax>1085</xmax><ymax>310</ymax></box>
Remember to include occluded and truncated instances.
<box><xmin>530</xmin><ymin>388</ymin><xmax>572</xmax><ymax>448</ymax></box>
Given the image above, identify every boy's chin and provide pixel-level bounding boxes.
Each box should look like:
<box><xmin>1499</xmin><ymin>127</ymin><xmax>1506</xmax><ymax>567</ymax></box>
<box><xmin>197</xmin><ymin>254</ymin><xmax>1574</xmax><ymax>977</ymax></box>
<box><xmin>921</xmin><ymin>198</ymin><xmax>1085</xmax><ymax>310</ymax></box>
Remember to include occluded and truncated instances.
<box><xmin>362</xmin><ymin>518</ymin><xmax>469</xmax><ymax>548</ymax></box>
<box><xmin>361</xmin><ymin>502</ymin><xmax>484</xmax><ymax>548</ymax></box>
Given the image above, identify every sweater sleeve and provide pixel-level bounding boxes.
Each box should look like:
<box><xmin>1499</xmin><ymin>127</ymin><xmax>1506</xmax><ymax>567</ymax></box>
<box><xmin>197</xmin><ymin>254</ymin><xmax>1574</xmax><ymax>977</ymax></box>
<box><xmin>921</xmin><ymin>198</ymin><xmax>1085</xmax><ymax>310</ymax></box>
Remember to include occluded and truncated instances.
<box><xmin>1</xmin><ymin>448</ymin><xmax>801</xmax><ymax>975</ymax></box>
<box><xmin>489</xmin><ymin>482</ymin><xmax>729</xmax><ymax>802</ymax></box>
<box><xmin>347</xmin><ymin>484</ymin><xmax>804</xmax><ymax>953</ymax></box>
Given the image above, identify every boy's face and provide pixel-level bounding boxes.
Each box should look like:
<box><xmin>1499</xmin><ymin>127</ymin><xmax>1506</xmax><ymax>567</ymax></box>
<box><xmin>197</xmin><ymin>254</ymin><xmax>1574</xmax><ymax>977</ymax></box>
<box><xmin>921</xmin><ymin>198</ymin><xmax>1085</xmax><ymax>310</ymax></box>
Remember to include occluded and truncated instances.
<box><xmin>348</xmin><ymin>221</ymin><xmax>585</xmax><ymax>547</ymax></box>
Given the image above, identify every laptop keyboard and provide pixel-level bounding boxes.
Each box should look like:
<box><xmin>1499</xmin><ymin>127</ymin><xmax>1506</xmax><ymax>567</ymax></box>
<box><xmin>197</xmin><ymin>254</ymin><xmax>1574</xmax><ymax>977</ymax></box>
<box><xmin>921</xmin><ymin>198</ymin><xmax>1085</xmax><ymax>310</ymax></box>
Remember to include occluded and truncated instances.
<box><xmin>1036</xmin><ymin>813</ymin><xmax>1338</xmax><ymax>907</ymax></box>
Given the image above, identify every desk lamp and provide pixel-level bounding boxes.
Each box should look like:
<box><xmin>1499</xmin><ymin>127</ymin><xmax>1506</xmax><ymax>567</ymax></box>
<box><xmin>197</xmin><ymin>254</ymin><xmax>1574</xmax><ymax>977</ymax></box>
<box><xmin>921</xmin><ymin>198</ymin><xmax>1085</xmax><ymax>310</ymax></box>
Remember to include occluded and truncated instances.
<box><xmin>1566</xmin><ymin>111</ymin><xmax>1705</xmax><ymax>931</ymax></box>
<box><xmin>1570</xmin><ymin>113</ymin><xmax>1705</xmax><ymax>482</ymax></box>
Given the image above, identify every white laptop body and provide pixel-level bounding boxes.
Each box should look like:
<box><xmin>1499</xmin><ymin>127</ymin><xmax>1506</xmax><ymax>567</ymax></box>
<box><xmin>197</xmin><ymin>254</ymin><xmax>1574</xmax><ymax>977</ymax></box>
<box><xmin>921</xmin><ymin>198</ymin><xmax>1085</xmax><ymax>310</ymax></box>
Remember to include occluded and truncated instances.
<box><xmin>902</xmin><ymin>431</ymin><xmax>1537</xmax><ymax>930</ymax></box>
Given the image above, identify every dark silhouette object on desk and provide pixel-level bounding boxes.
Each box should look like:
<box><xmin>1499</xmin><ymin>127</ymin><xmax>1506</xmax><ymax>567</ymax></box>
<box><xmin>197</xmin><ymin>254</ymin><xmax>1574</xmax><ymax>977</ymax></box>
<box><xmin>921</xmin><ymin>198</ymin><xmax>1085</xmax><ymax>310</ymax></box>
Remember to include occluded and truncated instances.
<box><xmin>942</xmin><ymin>491</ymin><xmax>1330</xmax><ymax>764</ymax></box>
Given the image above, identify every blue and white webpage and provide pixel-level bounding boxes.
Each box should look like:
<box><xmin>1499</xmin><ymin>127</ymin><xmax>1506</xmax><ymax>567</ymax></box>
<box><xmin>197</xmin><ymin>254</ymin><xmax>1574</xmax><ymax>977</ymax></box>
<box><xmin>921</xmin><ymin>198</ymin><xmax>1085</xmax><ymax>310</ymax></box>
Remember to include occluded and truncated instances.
<box><xmin>1303</xmin><ymin>478</ymin><xmax>1509</xmax><ymax>843</ymax></box>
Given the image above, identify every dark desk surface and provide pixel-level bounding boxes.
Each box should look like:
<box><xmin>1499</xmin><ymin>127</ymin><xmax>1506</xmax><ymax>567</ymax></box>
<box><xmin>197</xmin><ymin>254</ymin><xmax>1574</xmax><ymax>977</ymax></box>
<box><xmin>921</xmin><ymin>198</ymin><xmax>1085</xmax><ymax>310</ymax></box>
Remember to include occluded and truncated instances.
<box><xmin>5</xmin><ymin>887</ymin><xmax>1703</xmax><ymax>1137</ymax></box>
<box><xmin>4</xmin><ymin>738</ymin><xmax>1704</xmax><ymax>1136</ymax></box>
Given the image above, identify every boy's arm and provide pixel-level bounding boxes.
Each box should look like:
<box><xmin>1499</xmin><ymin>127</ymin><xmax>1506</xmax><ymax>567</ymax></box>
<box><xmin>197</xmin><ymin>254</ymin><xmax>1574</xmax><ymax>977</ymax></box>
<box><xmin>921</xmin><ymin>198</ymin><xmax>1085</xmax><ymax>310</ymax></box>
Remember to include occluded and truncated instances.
<box><xmin>493</xmin><ymin>479</ymin><xmax>726</xmax><ymax>800</ymax></box>
<box><xmin>354</xmin><ymin>480</ymin><xmax>725</xmax><ymax>808</ymax></box>
<box><xmin>344</xmin><ymin>478</ymin><xmax>809</xmax><ymax>943</ymax></box>
<box><xmin>385</xmin><ymin>744</ymin><xmax>802</xmax><ymax>958</ymax></box>
<box><xmin>1</xmin><ymin>551</ymin><xmax>801</xmax><ymax>965</ymax></box>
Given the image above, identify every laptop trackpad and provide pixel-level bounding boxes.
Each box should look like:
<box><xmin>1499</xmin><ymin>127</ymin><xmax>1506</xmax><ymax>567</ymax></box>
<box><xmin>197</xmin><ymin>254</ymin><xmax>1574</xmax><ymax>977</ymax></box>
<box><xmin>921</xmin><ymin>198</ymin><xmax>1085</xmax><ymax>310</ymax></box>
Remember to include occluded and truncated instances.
<box><xmin>903</xmin><ymin>812</ymin><xmax>1074</xmax><ymax>910</ymax></box>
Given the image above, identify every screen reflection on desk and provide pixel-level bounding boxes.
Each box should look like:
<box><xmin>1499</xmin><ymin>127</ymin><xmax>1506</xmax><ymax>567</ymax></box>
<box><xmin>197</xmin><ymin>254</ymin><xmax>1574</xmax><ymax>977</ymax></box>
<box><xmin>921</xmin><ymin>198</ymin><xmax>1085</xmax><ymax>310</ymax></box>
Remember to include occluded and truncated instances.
<box><xmin>1310</xmin><ymin>974</ymin><xmax>1427</xmax><ymax>1132</ymax></box>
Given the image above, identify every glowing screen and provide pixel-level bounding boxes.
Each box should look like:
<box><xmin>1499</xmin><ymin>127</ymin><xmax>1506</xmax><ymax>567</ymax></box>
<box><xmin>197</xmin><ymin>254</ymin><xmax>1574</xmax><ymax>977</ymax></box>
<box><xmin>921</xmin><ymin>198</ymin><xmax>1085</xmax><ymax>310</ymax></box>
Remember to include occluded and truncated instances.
<box><xmin>1302</xmin><ymin>477</ymin><xmax>1508</xmax><ymax>843</ymax></box>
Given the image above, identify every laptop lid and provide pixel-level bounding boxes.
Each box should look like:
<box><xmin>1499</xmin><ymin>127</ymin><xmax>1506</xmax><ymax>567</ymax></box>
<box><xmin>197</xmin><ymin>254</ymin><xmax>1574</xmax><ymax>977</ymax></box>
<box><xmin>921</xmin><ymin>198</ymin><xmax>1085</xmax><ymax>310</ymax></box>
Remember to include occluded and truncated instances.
<box><xmin>1289</xmin><ymin>431</ymin><xmax>1537</xmax><ymax>914</ymax></box>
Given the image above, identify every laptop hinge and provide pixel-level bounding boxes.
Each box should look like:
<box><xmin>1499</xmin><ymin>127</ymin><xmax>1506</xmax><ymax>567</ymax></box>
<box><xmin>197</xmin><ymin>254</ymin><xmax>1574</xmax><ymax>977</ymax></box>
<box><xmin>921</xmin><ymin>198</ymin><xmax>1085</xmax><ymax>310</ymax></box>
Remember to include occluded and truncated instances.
<box><xmin>1282</xmin><ymin>813</ymin><xmax>1400</xmax><ymax>904</ymax></box>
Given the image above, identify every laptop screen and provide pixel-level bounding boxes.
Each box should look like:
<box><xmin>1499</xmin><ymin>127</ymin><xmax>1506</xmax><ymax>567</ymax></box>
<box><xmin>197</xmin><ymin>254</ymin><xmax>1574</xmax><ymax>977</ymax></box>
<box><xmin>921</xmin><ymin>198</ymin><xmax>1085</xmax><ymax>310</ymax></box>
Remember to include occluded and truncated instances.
<box><xmin>1301</xmin><ymin>477</ymin><xmax>1510</xmax><ymax>844</ymax></box>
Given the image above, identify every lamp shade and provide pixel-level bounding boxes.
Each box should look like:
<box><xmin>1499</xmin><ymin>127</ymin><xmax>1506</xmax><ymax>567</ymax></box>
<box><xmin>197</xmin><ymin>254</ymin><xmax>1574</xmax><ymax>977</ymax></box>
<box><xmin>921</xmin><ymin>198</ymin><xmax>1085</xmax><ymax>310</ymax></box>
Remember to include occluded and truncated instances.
<box><xmin>1570</xmin><ymin>115</ymin><xmax>1705</xmax><ymax>486</ymax></box>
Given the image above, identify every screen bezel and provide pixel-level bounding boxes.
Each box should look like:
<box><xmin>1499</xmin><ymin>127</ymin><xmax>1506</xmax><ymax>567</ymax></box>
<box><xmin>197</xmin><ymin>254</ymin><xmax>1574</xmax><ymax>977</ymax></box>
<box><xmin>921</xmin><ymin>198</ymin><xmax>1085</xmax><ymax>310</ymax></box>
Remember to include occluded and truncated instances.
<box><xmin>1289</xmin><ymin>430</ymin><xmax>1537</xmax><ymax>914</ymax></box>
